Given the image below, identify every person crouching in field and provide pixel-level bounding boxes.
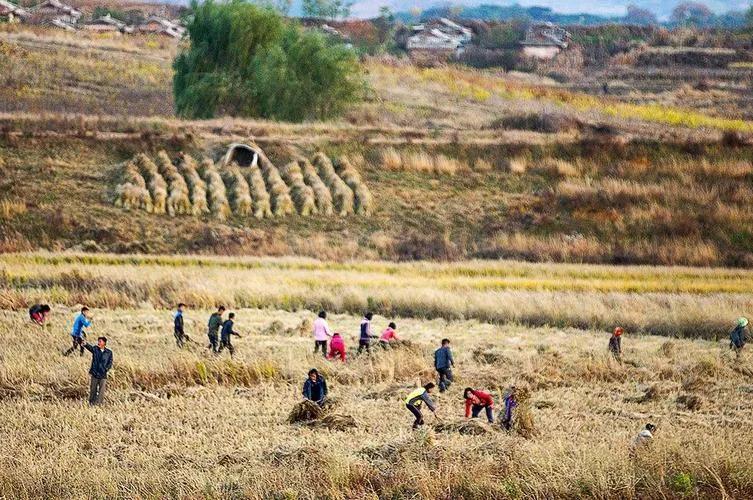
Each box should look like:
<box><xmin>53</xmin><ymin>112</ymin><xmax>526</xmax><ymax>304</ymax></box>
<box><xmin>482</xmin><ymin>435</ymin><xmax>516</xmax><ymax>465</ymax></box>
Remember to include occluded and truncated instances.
<box><xmin>730</xmin><ymin>317</ymin><xmax>749</xmax><ymax>358</ymax></box>
<box><xmin>609</xmin><ymin>327</ymin><xmax>623</xmax><ymax>362</ymax></box>
<box><xmin>379</xmin><ymin>322</ymin><xmax>400</xmax><ymax>349</ymax></box>
<box><xmin>218</xmin><ymin>312</ymin><xmax>241</xmax><ymax>356</ymax></box>
<box><xmin>207</xmin><ymin>306</ymin><xmax>225</xmax><ymax>353</ymax></box>
<box><xmin>303</xmin><ymin>368</ymin><xmax>328</xmax><ymax>406</ymax></box>
<box><xmin>327</xmin><ymin>332</ymin><xmax>346</xmax><ymax>362</ymax></box>
<box><xmin>313</xmin><ymin>310</ymin><xmax>332</xmax><ymax>357</ymax></box>
<box><xmin>174</xmin><ymin>303</ymin><xmax>187</xmax><ymax>348</ymax></box>
<box><xmin>630</xmin><ymin>423</ymin><xmax>657</xmax><ymax>456</ymax></box>
<box><xmin>84</xmin><ymin>336</ymin><xmax>113</xmax><ymax>406</ymax></box>
<box><xmin>405</xmin><ymin>383</ymin><xmax>437</xmax><ymax>429</ymax></box>
<box><xmin>434</xmin><ymin>338</ymin><xmax>454</xmax><ymax>392</ymax></box>
<box><xmin>64</xmin><ymin>307</ymin><xmax>92</xmax><ymax>357</ymax></box>
<box><xmin>464</xmin><ymin>387</ymin><xmax>494</xmax><ymax>424</ymax></box>
<box><xmin>500</xmin><ymin>386</ymin><xmax>518</xmax><ymax>431</ymax></box>
<box><xmin>29</xmin><ymin>304</ymin><xmax>51</xmax><ymax>326</ymax></box>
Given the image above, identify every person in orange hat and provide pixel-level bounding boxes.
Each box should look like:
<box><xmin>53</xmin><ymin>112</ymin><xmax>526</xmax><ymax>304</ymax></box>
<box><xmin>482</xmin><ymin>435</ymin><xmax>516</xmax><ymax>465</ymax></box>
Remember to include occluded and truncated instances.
<box><xmin>609</xmin><ymin>327</ymin><xmax>623</xmax><ymax>361</ymax></box>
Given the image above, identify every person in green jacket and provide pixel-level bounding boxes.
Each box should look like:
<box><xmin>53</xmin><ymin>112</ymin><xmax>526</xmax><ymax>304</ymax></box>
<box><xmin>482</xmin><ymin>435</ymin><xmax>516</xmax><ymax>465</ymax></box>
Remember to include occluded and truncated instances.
<box><xmin>207</xmin><ymin>306</ymin><xmax>225</xmax><ymax>353</ymax></box>
<box><xmin>405</xmin><ymin>383</ymin><xmax>437</xmax><ymax>429</ymax></box>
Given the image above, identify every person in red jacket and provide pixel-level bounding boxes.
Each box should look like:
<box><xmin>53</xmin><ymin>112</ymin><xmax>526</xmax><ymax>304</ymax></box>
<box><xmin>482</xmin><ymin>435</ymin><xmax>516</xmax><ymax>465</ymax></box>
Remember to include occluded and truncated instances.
<box><xmin>464</xmin><ymin>387</ymin><xmax>494</xmax><ymax>423</ymax></box>
<box><xmin>327</xmin><ymin>332</ymin><xmax>346</xmax><ymax>362</ymax></box>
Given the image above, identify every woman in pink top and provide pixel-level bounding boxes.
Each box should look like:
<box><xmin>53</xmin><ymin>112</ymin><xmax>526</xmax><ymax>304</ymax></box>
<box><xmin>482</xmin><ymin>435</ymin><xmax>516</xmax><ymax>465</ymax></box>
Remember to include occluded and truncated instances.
<box><xmin>327</xmin><ymin>333</ymin><xmax>346</xmax><ymax>362</ymax></box>
<box><xmin>312</xmin><ymin>310</ymin><xmax>332</xmax><ymax>357</ymax></box>
<box><xmin>379</xmin><ymin>322</ymin><xmax>399</xmax><ymax>349</ymax></box>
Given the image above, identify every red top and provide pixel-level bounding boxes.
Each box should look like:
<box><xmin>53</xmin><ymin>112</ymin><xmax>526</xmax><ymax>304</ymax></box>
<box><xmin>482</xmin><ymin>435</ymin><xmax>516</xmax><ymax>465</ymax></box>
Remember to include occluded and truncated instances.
<box><xmin>379</xmin><ymin>327</ymin><xmax>398</xmax><ymax>342</ymax></box>
<box><xmin>465</xmin><ymin>390</ymin><xmax>494</xmax><ymax>417</ymax></box>
<box><xmin>330</xmin><ymin>334</ymin><xmax>345</xmax><ymax>350</ymax></box>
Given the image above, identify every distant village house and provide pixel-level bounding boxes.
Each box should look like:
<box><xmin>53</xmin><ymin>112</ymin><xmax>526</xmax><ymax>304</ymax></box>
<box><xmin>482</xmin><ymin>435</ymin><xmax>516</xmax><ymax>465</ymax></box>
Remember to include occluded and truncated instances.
<box><xmin>84</xmin><ymin>13</ymin><xmax>132</xmax><ymax>34</ymax></box>
<box><xmin>137</xmin><ymin>15</ymin><xmax>185</xmax><ymax>38</ymax></box>
<box><xmin>0</xmin><ymin>0</ymin><xmax>29</xmax><ymax>22</ymax></box>
<box><xmin>28</xmin><ymin>0</ymin><xmax>81</xmax><ymax>29</ymax></box>
<box><xmin>407</xmin><ymin>17</ymin><xmax>473</xmax><ymax>61</ymax></box>
<box><xmin>520</xmin><ymin>22</ymin><xmax>570</xmax><ymax>60</ymax></box>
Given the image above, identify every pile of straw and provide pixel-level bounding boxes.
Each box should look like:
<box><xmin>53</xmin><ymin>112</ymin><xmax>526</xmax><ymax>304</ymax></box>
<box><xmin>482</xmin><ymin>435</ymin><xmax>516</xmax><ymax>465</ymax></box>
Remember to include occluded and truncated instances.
<box><xmin>178</xmin><ymin>155</ymin><xmax>209</xmax><ymax>215</ymax></box>
<box><xmin>135</xmin><ymin>153</ymin><xmax>167</xmax><ymax>214</ymax></box>
<box><xmin>156</xmin><ymin>151</ymin><xmax>191</xmax><ymax>216</ymax></box>
<box><xmin>300</xmin><ymin>158</ymin><xmax>334</xmax><ymax>216</ymax></box>
<box><xmin>222</xmin><ymin>164</ymin><xmax>253</xmax><ymax>216</ymax></box>
<box><xmin>335</xmin><ymin>156</ymin><xmax>372</xmax><ymax>215</ymax></box>
<box><xmin>199</xmin><ymin>158</ymin><xmax>231</xmax><ymax>220</ymax></box>
<box><xmin>114</xmin><ymin>160</ymin><xmax>153</xmax><ymax>212</ymax></box>
<box><xmin>313</xmin><ymin>152</ymin><xmax>354</xmax><ymax>216</ymax></box>
<box><xmin>280</xmin><ymin>161</ymin><xmax>316</xmax><ymax>216</ymax></box>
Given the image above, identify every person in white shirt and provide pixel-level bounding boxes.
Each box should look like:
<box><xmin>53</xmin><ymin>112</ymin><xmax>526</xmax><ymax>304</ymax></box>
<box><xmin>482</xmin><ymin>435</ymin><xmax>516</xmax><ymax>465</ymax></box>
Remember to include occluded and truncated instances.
<box><xmin>312</xmin><ymin>310</ymin><xmax>333</xmax><ymax>357</ymax></box>
<box><xmin>631</xmin><ymin>423</ymin><xmax>657</xmax><ymax>454</ymax></box>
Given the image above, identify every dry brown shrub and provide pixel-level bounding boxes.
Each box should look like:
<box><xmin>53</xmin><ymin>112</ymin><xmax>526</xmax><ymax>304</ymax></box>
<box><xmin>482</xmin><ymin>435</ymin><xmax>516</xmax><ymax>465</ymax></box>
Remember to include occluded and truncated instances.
<box><xmin>178</xmin><ymin>155</ymin><xmax>209</xmax><ymax>216</ymax></box>
<box><xmin>335</xmin><ymin>156</ymin><xmax>373</xmax><ymax>215</ymax></box>
<box><xmin>432</xmin><ymin>154</ymin><xmax>463</xmax><ymax>175</ymax></box>
<box><xmin>403</xmin><ymin>151</ymin><xmax>434</xmax><ymax>173</ymax></box>
<box><xmin>473</xmin><ymin>158</ymin><xmax>494</xmax><ymax>172</ymax></box>
<box><xmin>199</xmin><ymin>159</ymin><xmax>231</xmax><ymax>220</ymax></box>
<box><xmin>243</xmin><ymin>166</ymin><xmax>272</xmax><ymax>219</ymax></box>
<box><xmin>508</xmin><ymin>157</ymin><xmax>528</xmax><ymax>174</ymax></box>
<box><xmin>381</xmin><ymin>147</ymin><xmax>402</xmax><ymax>171</ymax></box>
<box><xmin>314</xmin><ymin>152</ymin><xmax>355</xmax><ymax>216</ymax></box>
<box><xmin>135</xmin><ymin>153</ymin><xmax>167</xmax><ymax>214</ymax></box>
<box><xmin>222</xmin><ymin>164</ymin><xmax>253</xmax><ymax>217</ymax></box>
<box><xmin>156</xmin><ymin>151</ymin><xmax>191</xmax><ymax>216</ymax></box>
<box><xmin>300</xmin><ymin>158</ymin><xmax>334</xmax><ymax>216</ymax></box>
<box><xmin>676</xmin><ymin>393</ymin><xmax>703</xmax><ymax>411</ymax></box>
<box><xmin>280</xmin><ymin>161</ymin><xmax>316</xmax><ymax>216</ymax></box>
<box><xmin>533</xmin><ymin>158</ymin><xmax>578</xmax><ymax>177</ymax></box>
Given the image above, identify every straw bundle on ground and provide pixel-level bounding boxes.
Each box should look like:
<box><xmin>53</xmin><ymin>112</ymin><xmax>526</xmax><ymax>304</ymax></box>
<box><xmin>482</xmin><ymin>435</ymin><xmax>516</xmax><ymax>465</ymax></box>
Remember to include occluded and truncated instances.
<box><xmin>304</xmin><ymin>414</ymin><xmax>357</xmax><ymax>431</ymax></box>
<box><xmin>313</xmin><ymin>152</ymin><xmax>354</xmax><ymax>216</ymax></box>
<box><xmin>114</xmin><ymin>160</ymin><xmax>153</xmax><ymax>212</ymax></box>
<box><xmin>243</xmin><ymin>166</ymin><xmax>272</xmax><ymax>219</ymax></box>
<box><xmin>300</xmin><ymin>158</ymin><xmax>334</xmax><ymax>216</ymax></box>
<box><xmin>222</xmin><ymin>164</ymin><xmax>253</xmax><ymax>216</ymax></box>
<box><xmin>178</xmin><ymin>155</ymin><xmax>210</xmax><ymax>215</ymax></box>
<box><xmin>135</xmin><ymin>153</ymin><xmax>167</xmax><ymax>214</ymax></box>
<box><xmin>335</xmin><ymin>156</ymin><xmax>373</xmax><ymax>215</ymax></box>
<box><xmin>259</xmin><ymin>157</ymin><xmax>295</xmax><ymax>217</ymax></box>
<box><xmin>433</xmin><ymin>419</ymin><xmax>490</xmax><ymax>436</ymax></box>
<box><xmin>288</xmin><ymin>400</ymin><xmax>323</xmax><ymax>423</ymax></box>
<box><xmin>156</xmin><ymin>151</ymin><xmax>191</xmax><ymax>216</ymax></box>
<box><xmin>280</xmin><ymin>161</ymin><xmax>316</xmax><ymax>216</ymax></box>
<box><xmin>199</xmin><ymin>158</ymin><xmax>231</xmax><ymax>220</ymax></box>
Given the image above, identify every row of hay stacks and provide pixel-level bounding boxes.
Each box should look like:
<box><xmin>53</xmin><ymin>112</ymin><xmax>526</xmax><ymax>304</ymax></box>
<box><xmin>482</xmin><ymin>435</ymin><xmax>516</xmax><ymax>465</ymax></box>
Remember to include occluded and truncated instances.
<box><xmin>114</xmin><ymin>151</ymin><xmax>370</xmax><ymax>220</ymax></box>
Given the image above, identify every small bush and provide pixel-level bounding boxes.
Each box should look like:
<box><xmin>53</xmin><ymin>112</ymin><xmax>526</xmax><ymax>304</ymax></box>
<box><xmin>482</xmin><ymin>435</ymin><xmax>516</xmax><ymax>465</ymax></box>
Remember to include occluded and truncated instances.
<box><xmin>313</xmin><ymin>152</ymin><xmax>354</xmax><ymax>216</ymax></box>
<box><xmin>381</xmin><ymin>147</ymin><xmax>402</xmax><ymax>170</ymax></box>
<box><xmin>280</xmin><ymin>161</ymin><xmax>316</xmax><ymax>216</ymax></box>
<box><xmin>432</xmin><ymin>155</ymin><xmax>463</xmax><ymax>175</ymax></box>
<box><xmin>404</xmin><ymin>151</ymin><xmax>434</xmax><ymax>173</ymax></box>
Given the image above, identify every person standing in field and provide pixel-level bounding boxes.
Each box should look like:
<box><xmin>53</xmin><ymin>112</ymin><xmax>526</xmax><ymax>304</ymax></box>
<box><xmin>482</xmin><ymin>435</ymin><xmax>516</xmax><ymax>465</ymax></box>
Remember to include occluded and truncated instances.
<box><xmin>327</xmin><ymin>332</ymin><xmax>346</xmax><ymax>362</ymax></box>
<box><xmin>174</xmin><ymin>303</ymin><xmax>187</xmax><ymax>348</ymax></box>
<box><xmin>218</xmin><ymin>312</ymin><xmax>241</xmax><ymax>356</ymax></box>
<box><xmin>302</xmin><ymin>368</ymin><xmax>328</xmax><ymax>406</ymax></box>
<box><xmin>500</xmin><ymin>386</ymin><xmax>518</xmax><ymax>431</ymax></box>
<box><xmin>313</xmin><ymin>310</ymin><xmax>332</xmax><ymax>357</ymax></box>
<box><xmin>464</xmin><ymin>387</ymin><xmax>494</xmax><ymax>424</ymax></box>
<box><xmin>379</xmin><ymin>322</ymin><xmax>400</xmax><ymax>349</ymax></box>
<box><xmin>730</xmin><ymin>317</ymin><xmax>748</xmax><ymax>358</ymax></box>
<box><xmin>609</xmin><ymin>327</ymin><xmax>623</xmax><ymax>361</ymax></box>
<box><xmin>207</xmin><ymin>306</ymin><xmax>225</xmax><ymax>353</ymax></box>
<box><xmin>84</xmin><ymin>336</ymin><xmax>113</xmax><ymax>406</ymax></box>
<box><xmin>64</xmin><ymin>306</ymin><xmax>92</xmax><ymax>357</ymax></box>
<box><xmin>631</xmin><ymin>423</ymin><xmax>657</xmax><ymax>455</ymax></box>
<box><xmin>434</xmin><ymin>338</ymin><xmax>454</xmax><ymax>392</ymax></box>
<box><xmin>29</xmin><ymin>304</ymin><xmax>51</xmax><ymax>326</ymax></box>
<box><xmin>358</xmin><ymin>312</ymin><xmax>377</xmax><ymax>354</ymax></box>
<box><xmin>405</xmin><ymin>383</ymin><xmax>437</xmax><ymax>429</ymax></box>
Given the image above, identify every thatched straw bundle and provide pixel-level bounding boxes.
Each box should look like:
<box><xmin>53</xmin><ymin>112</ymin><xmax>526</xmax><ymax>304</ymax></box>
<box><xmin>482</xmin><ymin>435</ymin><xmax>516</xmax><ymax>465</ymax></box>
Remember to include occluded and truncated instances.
<box><xmin>259</xmin><ymin>157</ymin><xmax>295</xmax><ymax>217</ymax></box>
<box><xmin>243</xmin><ymin>166</ymin><xmax>272</xmax><ymax>219</ymax></box>
<box><xmin>335</xmin><ymin>156</ymin><xmax>372</xmax><ymax>215</ymax></box>
<box><xmin>199</xmin><ymin>158</ymin><xmax>231</xmax><ymax>220</ymax></box>
<box><xmin>433</xmin><ymin>419</ymin><xmax>490</xmax><ymax>436</ymax></box>
<box><xmin>177</xmin><ymin>155</ymin><xmax>210</xmax><ymax>216</ymax></box>
<box><xmin>304</xmin><ymin>414</ymin><xmax>357</xmax><ymax>431</ymax></box>
<box><xmin>222</xmin><ymin>164</ymin><xmax>253</xmax><ymax>216</ymax></box>
<box><xmin>280</xmin><ymin>161</ymin><xmax>316</xmax><ymax>216</ymax></box>
<box><xmin>156</xmin><ymin>151</ymin><xmax>191</xmax><ymax>216</ymax></box>
<box><xmin>300</xmin><ymin>159</ymin><xmax>334</xmax><ymax>216</ymax></box>
<box><xmin>288</xmin><ymin>400</ymin><xmax>323</xmax><ymax>423</ymax></box>
<box><xmin>135</xmin><ymin>153</ymin><xmax>167</xmax><ymax>214</ymax></box>
<box><xmin>114</xmin><ymin>160</ymin><xmax>153</xmax><ymax>212</ymax></box>
<box><xmin>313</xmin><ymin>152</ymin><xmax>354</xmax><ymax>216</ymax></box>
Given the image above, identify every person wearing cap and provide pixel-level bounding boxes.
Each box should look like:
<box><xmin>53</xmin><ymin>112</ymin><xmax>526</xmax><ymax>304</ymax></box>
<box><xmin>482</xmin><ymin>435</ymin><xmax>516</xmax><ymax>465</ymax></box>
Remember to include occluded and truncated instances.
<box><xmin>730</xmin><ymin>317</ymin><xmax>749</xmax><ymax>358</ymax></box>
<box><xmin>631</xmin><ymin>423</ymin><xmax>657</xmax><ymax>454</ymax></box>
<box><xmin>609</xmin><ymin>327</ymin><xmax>623</xmax><ymax>361</ymax></box>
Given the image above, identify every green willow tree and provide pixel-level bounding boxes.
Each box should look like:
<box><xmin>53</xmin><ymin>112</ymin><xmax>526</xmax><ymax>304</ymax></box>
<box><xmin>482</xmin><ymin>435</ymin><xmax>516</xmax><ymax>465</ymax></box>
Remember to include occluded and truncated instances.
<box><xmin>173</xmin><ymin>0</ymin><xmax>363</xmax><ymax>121</ymax></box>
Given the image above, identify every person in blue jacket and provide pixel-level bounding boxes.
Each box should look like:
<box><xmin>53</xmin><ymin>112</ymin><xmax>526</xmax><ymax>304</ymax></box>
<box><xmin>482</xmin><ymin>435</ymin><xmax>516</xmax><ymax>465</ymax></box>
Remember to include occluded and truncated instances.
<box><xmin>302</xmin><ymin>368</ymin><xmax>328</xmax><ymax>407</ymax></box>
<box><xmin>434</xmin><ymin>338</ymin><xmax>454</xmax><ymax>392</ymax></box>
<box><xmin>218</xmin><ymin>312</ymin><xmax>241</xmax><ymax>356</ymax></box>
<box><xmin>64</xmin><ymin>306</ymin><xmax>92</xmax><ymax>357</ymax></box>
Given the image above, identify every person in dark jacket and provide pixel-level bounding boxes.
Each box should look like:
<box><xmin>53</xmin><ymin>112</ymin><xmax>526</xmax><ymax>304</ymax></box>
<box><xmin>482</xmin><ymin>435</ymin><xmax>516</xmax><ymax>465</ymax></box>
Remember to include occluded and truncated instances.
<box><xmin>500</xmin><ymin>386</ymin><xmax>518</xmax><ymax>431</ymax></box>
<box><xmin>434</xmin><ymin>338</ymin><xmax>454</xmax><ymax>392</ymax></box>
<box><xmin>218</xmin><ymin>312</ymin><xmax>241</xmax><ymax>356</ymax></box>
<box><xmin>84</xmin><ymin>336</ymin><xmax>113</xmax><ymax>406</ymax></box>
<box><xmin>609</xmin><ymin>327</ymin><xmax>623</xmax><ymax>362</ymax></box>
<box><xmin>29</xmin><ymin>304</ymin><xmax>51</xmax><ymax>326</ymax></box>
<box><xmin>174</xmin><ymin>303</ymin><xmax>187</xmax><ymax>348</ymax></box>
<box><xmin>405</xmin><ymin>383</ymin><xmax>437</xmax><ymax>429</ymax></box>
<box><xmin>207</xmin><ymin>306</ymin><xmax>225</xmax><ymax>353</ymax></box>
<box><xmin>357</xmin><ymin>312</ymin><xmax>377</xmax><ymax>354</ymax></box>
<box><xmin>464</xmin><ymin>387</ymin><xmax>494</xmax><ymax>423</ymax></box>
<box><xmin>730</xmin><ymin>317</ymin><xmax>749</xmax><ymax>358</ymax></box>
<box><xmin>302</xmin><ymin>368</ymin><xmax>328</xmax><ymax>406</ymax></box>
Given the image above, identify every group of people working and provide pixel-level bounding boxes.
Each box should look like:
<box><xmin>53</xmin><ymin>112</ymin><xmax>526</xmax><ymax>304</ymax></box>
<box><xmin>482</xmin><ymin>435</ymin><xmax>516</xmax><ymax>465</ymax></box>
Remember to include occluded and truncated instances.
<box><xmin>312</xmin><ymin>311</ymin><xmax>400</xmax><ymax>361</ymax></box>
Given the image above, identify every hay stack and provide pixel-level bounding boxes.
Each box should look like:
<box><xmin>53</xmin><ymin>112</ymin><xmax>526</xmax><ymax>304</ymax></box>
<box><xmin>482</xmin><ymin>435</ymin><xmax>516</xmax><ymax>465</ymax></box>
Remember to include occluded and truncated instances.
<box><xmin>335</xmin><ymin>156</ymin><xmax>372</xmax><ymax>215</ymax></box>
<box><xmin>200</xmin><ymin>158</ymin><xmax>231</xmax><ymax>220</ymax></box>
<box><xmin>300</xmin><ymin>158</ymin><xmax>334</xmax><ymax>216</ymax></box>
<box><xmin>259</xmin><ymin>157</ymin><xmax>295</xmax><ymax>217</ymax></box>
<box><xmin>114</xmin><ymin>160</ymin><xmax>153</xmax><ymax>212</ymax></box>
<box><xmin>243</xmin><ymin>166</ymin><xmax>273</xmax><ymax>219</ymax></box>
<box><xmin>178</xmin><ymin>155</ymin><xmax>210</xmax><ymax>215</ymax></box>
<box><xmin>135</xmin><ymin>153</ymin><xmax>167</xmax><ymax>214</ymax></box>
<box><xmin>280</xmin><ymin>161</ymin><xmax>316</xmax><ymax>216</ymax></box>
<box><xmin>156</xmin><ymin>151</ymin><xmax>191</xmax><ymax>216</ymax></box>
<box><xmin>512</xmin><ymin>387</ymin><xmax>536</xmax><ymax>438</ymax></box>
<box><xmin>433</xmin><ymin>419</ymin><xmax>490</xmax><ymax>436</ymax></box>
<box><xmin>288</xmin><ymin>400</ymin><xmax>324</xmax><ymax>423</ymax></box>
<box><xmin>305</xmin><ymin>414</ymin><xmax>357</xmax><ymax>431</ymax></box>
<box><xmin>222</xmin><ymin>164</ymin><xmax>253</xmax><ymax>217</ymax></box>
<box><xmin>313</xmin><ymin>152</ymin><xmax>354</xmax><ymax>216</ymax></box>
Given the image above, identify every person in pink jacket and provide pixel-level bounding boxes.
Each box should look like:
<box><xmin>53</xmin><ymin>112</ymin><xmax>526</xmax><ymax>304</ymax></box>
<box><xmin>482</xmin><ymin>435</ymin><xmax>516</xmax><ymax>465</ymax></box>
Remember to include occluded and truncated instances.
<box><xmin>312</xmin><ymin>310</ymin><xmax>332</xmax><ymax>357</ymax></box>
<box><xmin>327</xmin><ymin>332</ymin><xmax>346</xmax><ymax>362</ymax></box>
<box><xmin>379</xmin><ymin>322</ymin><xmax>400</xmax><ymax>349</ymax></box>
